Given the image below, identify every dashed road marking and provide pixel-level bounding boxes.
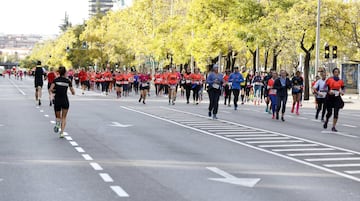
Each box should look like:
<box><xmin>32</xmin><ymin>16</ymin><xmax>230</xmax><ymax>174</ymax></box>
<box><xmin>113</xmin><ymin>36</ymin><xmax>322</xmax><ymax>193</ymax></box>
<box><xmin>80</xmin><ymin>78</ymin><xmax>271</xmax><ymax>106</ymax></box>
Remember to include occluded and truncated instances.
<box><xmin>69</xmin><ymin>141</ymin><xmax>79</xmax><ymax>146</ymax></box>
<box><xmin>321</xmin><ymin>131</ymin><xmax>358</xmax><ymax>138</ymax></box>
<box><xmin>90</xmin><ymin>162</ymin><xmax>103</xmax><ymax>171</ymax></box>
<box><xmin>44</xmin><ymin>114</ymin><xmax>49</xmax><ymax>118</ymax></box>
<box><xmin>40</xmin><ymin>110</ymin><xmax>44</xmax><ymax>113</ymax></box>
<box><xmin>75</xmin><ymin>147</ymin><xmax>85</xmax><ymax>153</ymax></box>
<box><xmin>110</xmin><ymin>186</ymin><xmax>130</xmax><ymax>197</ymax></box>
<box><xmin>342</xmin><ymin>124</ymin><xmax>357</xmax><ymax>128</ymax></box>
<box><xmin>305</xmin><ymin>157</ymin><xmax>360</xmax><ymax>162</ymax></box>
<box><xmin>65</xmin><ymin>136</ymin><xmax>73</xmax><ymax>141</ymax></box>
<box><xmin>50</xmin><ymin>121</ymin><xmax>55</xmax><ymax>124</ymax></box>
<box><xmin>345</xmin><ymin>170</ymin><xmax>360</xmax><ymax>174</ymax></box>
<box><xmin>99</xmin><ymin>173</ymin><xmax>114</xmax><ymax>182</ymax></box>
<box><xmin>324</xmin><ymin>163</ymin><xmax>360</xmax><ymax>168</ymax></box>
<box><xmin>82</xmin><ymin>154</ymin><xmax>93</xmax><ymax>161</ymax></box>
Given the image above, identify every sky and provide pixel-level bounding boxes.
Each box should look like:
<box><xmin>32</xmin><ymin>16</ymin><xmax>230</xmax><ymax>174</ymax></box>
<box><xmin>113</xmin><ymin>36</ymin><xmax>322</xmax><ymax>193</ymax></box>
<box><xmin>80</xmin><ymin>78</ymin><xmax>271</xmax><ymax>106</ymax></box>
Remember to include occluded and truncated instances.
<box><xmin>0</xmin><ymin>0</ymin><xmax>89</xmax><ymax>35</ymax></box>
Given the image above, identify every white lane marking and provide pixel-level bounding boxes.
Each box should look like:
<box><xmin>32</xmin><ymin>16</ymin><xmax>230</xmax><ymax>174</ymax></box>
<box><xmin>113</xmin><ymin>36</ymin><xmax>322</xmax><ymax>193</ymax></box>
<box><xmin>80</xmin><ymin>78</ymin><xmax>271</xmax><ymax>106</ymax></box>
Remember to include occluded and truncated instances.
<box><xmin>207</xmin><ymin>167</ymin><xmax>261</xmax><ymax>188</ymax></box>
<box><xmin>90</xmin><ymin>163</ymin><xmax>103</xmax><ymax>171</ymax></box>
<box><xmin>65</xmin><ymin>136</ymin><xmax>73</xmax><ymax>141</ymax></box>
<box><xmin>324</xmin><ymin>164</ymin><xmax>360</xmax><ymax>168</ymax></box>
<box><xmin>44</xmin><ymin>114</ymin><xmax>49</xmax><ymax>118</ymax></box>
<box><xmin>36</xmin><ymin>106</ymin><xmax>40</xmax><ymax>109</ymax></box>
<box><xmin>297</xmin><ymin>117</ymin><xmax>307</xmax><ymax>120</ymax></box>
<box><xmin>209</xmin><ymin>129</ymin><xmax>250</xmax><ymax>132</ymax></box>
<box><xmin>321</xmin><ymin>131</ymin><xmax>358</xmax><ymax>138</ymax></box>
<box><xmin>219</xmin><ymin>131</ymin><xmax>267</xmax><ymax>134</ymax></box>
<box><xmin>236</xmin><ymin>137</ymin><xmax>290</xmax><ymax>141</ymax></box>
<box><xmin>63</xmin><ymin>132</ymin><xmax>69</xmax><ymax>136</ymax></box>
<box><xmin>110</xmin><ymin>186</ymin><xmax>130</xmax><ymax>197</ymax></box>
<box><xmin>311</xmin><ymin>119</ymin><xmax>319</xmax><ymax>122</ymax></box>
<box><xmin>222</xmin><ymin>111</ymin><xmax>231</xmax><ymax>114</ymax></box>
<box><xmin>99</xmin><ymin>173</ymin><xmax>114</xmax><ymax>182</ymax></box>
<box><xmin>225</xmin><ymin>134</ymin><xmax>278</xmax><ymax>138</ymax></box>
<box><xmin>305</xmin><ymin>157</ymin><xmax>360</xmax><ymax>162</ymax></box>
<box><xmin>289</xmin><ymin>152</ymin><xmax>354</xmax><ymax>157</ymax></box>
<box><xmin>50</xmin><ymin>121</ymin><xmax>56</xmax><ymax>124</ymax></box>
<box><xmin>272</xmin><ymin>148</ymin><xmax>334</xmax><ymax>152</ymax></box>
<box><xmin>82</xmin><ymin>154</ymin><xmax>93</xmax><ymax>161</ymax></box>
<box><xmin>342</xmin><ymin>124</ymin><xmax>357</xmax><ymax>128</ymax></box>
<box><xmin>259</xmin><ymin>144</ymin><xmax>320</xmax><ymax>148</ymax></box>
<box><xmin>75</xmin><ymin>147</ymin><xmax>85</xmax><ymax>153</ymax></box>
<box><xmin>69</xmin><ymin>141</ymin><xmax>79</xmax><ymax>146</ymax></box>
<box><xmin>8</xmin><ymin>78</ymin><xmax>26</xmax><ymax>95</ymax></box>
<box><xmin>109</xmin><ymin>122</ymin><xmax>132</xmax><ymax>128</ymax></box>
<box><xmin>122</xmin><ymin>106</ymin><xmax>360</xmax><ymax>183</ymax></box>
<box><xmin>247</xmin><ymin>140</ymin><xmax>303</xmax><ymax>144</ymax></box>
<box><xmin>345</xmin><ymin>171</ymin><xmax>360</xmax><ymax>175</ymax></box>
<box><xmin>40</xmin><ymin>110</ymin><xmax>44</xmax><ymax>113</ymax></box>
<box><xmin>0</xmin><ymin>124</ymin><xmax>3</xmax><ymax>127</ymax></box>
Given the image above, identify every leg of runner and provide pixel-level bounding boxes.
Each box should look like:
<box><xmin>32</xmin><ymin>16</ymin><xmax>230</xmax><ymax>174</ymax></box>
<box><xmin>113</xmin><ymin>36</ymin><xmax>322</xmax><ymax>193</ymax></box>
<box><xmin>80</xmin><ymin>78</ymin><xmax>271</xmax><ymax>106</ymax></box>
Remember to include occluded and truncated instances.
<box><xmin>54</xmin><ymin>111</ymin><xmax>61</xmax><ymax>134</ymax></box>
<box><xmin>281</xmin><ymin>96</ymin><xmax>288</xmax><ymax>121</ymax></box>
<box><xmin>212</xmin><ymin>89</ymin><xmax>221</xmax><ymax>119</ymax></box>
<box><xmin>324</xmin><ymin>107</ymin><xmax>332</xmax><ymax>129</ymax></box>
<box><xmin>270</xmin><ymin>95</ymin><xmax>277</xmax><ymax>119</ymax></box>
<box><xmin>37</xmin><ymin>86</ymin><xmax>42</xmax><ymax>106</ymax></box>
<box><xmin>332</xmin><ymin>107</ymin><xmax>340</xmax><ymax>132</ymax></box>
<box><xmin>59</xmin><ymin>109</ymin><xmax>69</xmax><ymax>138</ymax></box>
<box><xmin>208</xmin><ymin>89</ymin><xmax>215</xmax><ymax>117</ymax></box>
<box><xmin>296</xmin><ymin>93</ymin><xmax>301</xmax><ymax>115</ymax></box>
<box><xmin>291</xmin><ymin>94</ymin><xmax>296</xmax><ymax>113</ymax></box>
<box><xmin>232</xmin><ymin>89</ymin><xmax>240</xmax><ymax>110</ymax></box>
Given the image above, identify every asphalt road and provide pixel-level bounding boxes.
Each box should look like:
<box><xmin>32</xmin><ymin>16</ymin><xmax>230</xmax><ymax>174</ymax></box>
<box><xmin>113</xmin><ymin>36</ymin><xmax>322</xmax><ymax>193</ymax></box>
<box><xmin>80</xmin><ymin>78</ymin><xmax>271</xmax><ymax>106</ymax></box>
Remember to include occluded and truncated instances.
<box><xmin>1</xmin><ymin>76</ymin><xmax>360</xmax><ymax>201</ymax></box>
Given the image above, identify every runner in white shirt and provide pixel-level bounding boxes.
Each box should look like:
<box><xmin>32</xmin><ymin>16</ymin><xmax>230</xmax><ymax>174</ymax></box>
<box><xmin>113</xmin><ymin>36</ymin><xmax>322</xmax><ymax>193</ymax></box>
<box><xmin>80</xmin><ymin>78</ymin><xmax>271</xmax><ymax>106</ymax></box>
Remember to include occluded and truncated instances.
<box><xmin>313</xmin><ymin>67</ymin><xmax>328</xmax><ymax>122</ymax></box>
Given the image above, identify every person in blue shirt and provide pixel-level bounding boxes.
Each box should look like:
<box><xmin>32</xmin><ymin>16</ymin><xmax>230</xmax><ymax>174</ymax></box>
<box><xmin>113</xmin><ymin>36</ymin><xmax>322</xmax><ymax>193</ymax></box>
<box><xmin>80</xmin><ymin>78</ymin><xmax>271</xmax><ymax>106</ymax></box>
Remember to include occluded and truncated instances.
<box><xmin>228</xmin><ymin>67</ymin><xmax>244</xmax><ymax>110</ymax></box>
<box><xmin>206</xmin><ymin>64</ymin><xmax>223</xmax><ymax>119</ymax></box>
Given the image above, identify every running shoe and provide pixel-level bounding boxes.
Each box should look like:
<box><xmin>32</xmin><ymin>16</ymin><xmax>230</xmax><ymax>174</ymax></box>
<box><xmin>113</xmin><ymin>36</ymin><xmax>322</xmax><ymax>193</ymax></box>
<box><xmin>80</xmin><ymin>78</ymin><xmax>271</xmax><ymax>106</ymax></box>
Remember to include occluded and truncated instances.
<box><xmin>208</xmin><ymin>111</ymin><xmax>212</xmax><ymax>117</ymax></box>
<box><xmin>59</xmin><ymin>132</ymin><xmax>64</xmax><ymax>138</ymax></box>
<box><xmin>139</xmin><ymin>97</ymin><xmax>142</xmax><ymax>103</ymax></box>
<box><xmin>265</xmin><ymin>107</ymin><xmax>269</xmax><ymax>113</ymax></box>
<box><xmin>213</xmin><ymin>114</ymin><xmax>218</xmax><ymax>120</ymax></box>
<box><xmin>143</xmin><ymin>100</ymin><xmax>146</xmax><ymax>104</ymax></box>
<box><xmin>331</xmin><ymin>127</ymin><xmax>338</xmax><ymax>132</ymax></box>
<box><xmin>272</xmin><ymin>115</ymin><xmax>275</xmax><ymax>119</ymax></box>
<box><xmin>54</xmin><ymin>121</ymin><xmax>60</xmax><ymax>133</ymax></box>
<box><xmin>291</xmin><ymin>108</ymin><xmax>294</xmax><ymax>113</ymax></box>
<box><xmin>281</xmin><ymin>117</ymin><xmax>285</xmax><ymax>122</ymax></box>
<box><xmin>234</xmin><ymin>106</ymin><xmax>237</xmax><ymax>110</ymax></box>
<box><xmin>38</xmin><ymin>99</ymin><xmax>41</xmax><ymax>106</ymax></box>
<box><xmin>296</xmin><ymin>112</ymin><xmax>300</xmax><ymax>116</ymax></box>
<box><xmin>323</xmin><ymin>121</ymin><xmax>328</xmax><ymax>129</ymax></box>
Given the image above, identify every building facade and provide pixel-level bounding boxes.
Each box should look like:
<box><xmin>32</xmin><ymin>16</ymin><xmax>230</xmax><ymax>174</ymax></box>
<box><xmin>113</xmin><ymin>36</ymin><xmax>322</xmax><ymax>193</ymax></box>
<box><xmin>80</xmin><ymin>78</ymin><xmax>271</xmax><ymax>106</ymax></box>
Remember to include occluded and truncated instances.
<box><xmin>89</xmin><ymin>0</ymin><xmax>115</xmax><ymax>16</ymax></box>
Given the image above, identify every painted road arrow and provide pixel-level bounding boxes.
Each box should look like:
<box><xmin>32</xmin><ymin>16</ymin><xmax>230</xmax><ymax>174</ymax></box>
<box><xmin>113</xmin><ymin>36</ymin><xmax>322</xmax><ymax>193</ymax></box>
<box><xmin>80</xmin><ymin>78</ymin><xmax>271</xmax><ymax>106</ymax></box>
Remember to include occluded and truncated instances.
<box><xmin>110</xmin><ymin>122</ymin><xmax>133</xmax><ymax>128</ymax></box>
<box><xmin>207</xmin><ymin>167</ymin><xmax>260</xmax><ymax>188</ymax></box>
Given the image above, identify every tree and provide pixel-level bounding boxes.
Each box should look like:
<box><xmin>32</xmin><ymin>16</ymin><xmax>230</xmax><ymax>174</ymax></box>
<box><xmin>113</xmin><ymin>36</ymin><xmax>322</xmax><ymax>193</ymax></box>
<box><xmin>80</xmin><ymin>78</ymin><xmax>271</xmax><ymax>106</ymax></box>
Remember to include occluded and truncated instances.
<box><xmin>59</xmin><ymin>12</ymin><xmax>72</xmax><ymax>32</ymax></box>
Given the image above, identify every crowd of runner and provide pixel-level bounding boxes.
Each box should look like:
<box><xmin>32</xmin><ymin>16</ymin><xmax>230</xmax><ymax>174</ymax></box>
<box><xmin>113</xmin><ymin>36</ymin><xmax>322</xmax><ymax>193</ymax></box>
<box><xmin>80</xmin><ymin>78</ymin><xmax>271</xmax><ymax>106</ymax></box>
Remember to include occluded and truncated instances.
<box><xmin>24</xmin><ymin>61</ymin><xmax>346</xmax><ymax>138</ymax></box>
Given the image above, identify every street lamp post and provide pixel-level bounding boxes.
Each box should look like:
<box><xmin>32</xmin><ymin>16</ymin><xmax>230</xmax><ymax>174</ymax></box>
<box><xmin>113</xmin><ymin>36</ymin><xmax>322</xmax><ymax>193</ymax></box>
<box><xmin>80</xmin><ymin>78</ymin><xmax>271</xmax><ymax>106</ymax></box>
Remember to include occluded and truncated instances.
<box><xmin>315</xmin><ymin>0</ymin><xmax>321</xmax><ymax>74</ymax></box>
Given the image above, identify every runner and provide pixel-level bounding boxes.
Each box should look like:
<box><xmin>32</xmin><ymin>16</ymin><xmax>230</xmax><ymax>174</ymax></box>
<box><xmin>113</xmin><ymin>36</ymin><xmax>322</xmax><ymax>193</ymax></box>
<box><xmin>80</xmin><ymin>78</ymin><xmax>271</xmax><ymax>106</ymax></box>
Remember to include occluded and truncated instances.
<box><xmin>267</xmin><ymin>71</ymin><xmax>278</xmax><ymax>119</ymax></box>
<box><xmin>133</xmin><ymin>71</ymin><xmax>140</xmax><ymax>95</ymax></box>
<box><xmin>183</xmin><ymin>67</ymin><xmax>192</xmax><ymax>104</ymax></box>
<box><xmin>252</xmin><ymin>71</ymin><xmax>263</xmax><ymax>105</ymax></box>
<box><xmin>78</xmin><ymin>68</ymin><xmax>88</xmax><ymax>95</ymax></box>
<box><xmin>123</xmin><ymin>70</ymin><xmax>132</xmax><ymax>97</ymax></box>
<box><xmin>103</xmin><ymin>68</ymin><xmax>113</xmax><ymax>96</ymax></box>
<box><xmin>47</xmin><ymin>67</ymin><xmax>56</xmax><ymax>106</ymax></box>
<box><xmin>274</xmin><ymin>70</ymin><xmax>292</xmax><ymax>121</ymax></box>
<box><xmin>167</xmin><ymin>68</ymin><xmax>180</xmax><ymax>105</ymax></box>
<box><xmin>323</xmin><ymin>68</ymin><xmax>345</xmax><ymax>132</ymax></box>
<box><xmin>206</xmin><ymin>64</ymin><xmax>223</xmax><ymax>119</ymax></box>
<box><xmin>191</xmin><ymin>68</ymin><xmax>203</xmax><ymax>105</ymax></box>
<box><xmin>263</xmin><ymin>71</ymin><xmax>273</xmax><ymax>114</ymax></box>
<box><xmin>49</xmin><ymin>66</ymin><xmax>75</xmax><ymax>138</ymax></box>
<box><xmin>291</xmin><ymin>71</ymin><xmax>304</xmax><ymax>115</ymax></box>
<box><xmin>240</xmin><ymin>67</ymin><xmax>248</xmax><ymax>105</ymax></box>
<box><xmin>34</xmin><ymin>61</ymin><xmax>45</xmax><ymax>106</ymax></box>
<box><xmin>154</xmin><ymin>70</ymin><xmax>163</xmax><ymax>96</ymax></box>
<box><xmin>229</xmin><ymin>67</ymin><xmax>244</xmax><ymax>110</ymax></box>
<box><xmin>223</xmin><ymin>70</ymin><xmax>232</xmax><ymax>107</ymax></box>
<box><xmin>313</xmin><ymin>68</ymin><xmax>327</xmax><ymax>121</ymax></box>
<box><xmin>139</xmin><ymin>70</ymin><xmax>151</xmax><ymax>104</ymax></box>
<box><xmin>115</xmin><ymin>70</ymin><xmax>123</xmax><ymax>98</ymax></box>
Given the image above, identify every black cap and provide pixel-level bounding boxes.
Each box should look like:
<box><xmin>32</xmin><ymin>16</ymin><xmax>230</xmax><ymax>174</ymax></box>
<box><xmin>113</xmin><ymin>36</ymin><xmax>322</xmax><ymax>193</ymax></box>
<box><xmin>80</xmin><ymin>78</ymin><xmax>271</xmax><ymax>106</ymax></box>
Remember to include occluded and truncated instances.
<box><xmin>37</xmin><ymin>61</ymin><xmax>42</xmax><ymax>66</ymax></box>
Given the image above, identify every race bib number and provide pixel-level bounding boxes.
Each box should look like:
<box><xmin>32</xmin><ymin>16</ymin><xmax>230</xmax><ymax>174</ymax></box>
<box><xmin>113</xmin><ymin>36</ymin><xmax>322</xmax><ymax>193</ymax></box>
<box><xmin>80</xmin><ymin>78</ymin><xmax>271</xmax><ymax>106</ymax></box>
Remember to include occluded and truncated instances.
<box><xmin>181</xmin><ymin>80</ymin><xmax>186</xmax><ymax>84</ymax></box>
<box><xmin>331</xmin><ymin>90</ymin><xmax>340</xmax><ymax>96</ymax></box>
<box><xmin>123</xmin><ymin>81</ymin><xmax>129</xmax><ymax>85</ymax></box>
<box><xmin>194</xmin><ymin>81</ymin><xmax>200</xmax><ymax>85</ymax></box>
<box><xmin>170</xmin><ymin>85</ymin><xmax>177</xmax><ymax>89</ymax></box>
<box><xmin>116</xmin><ymin>81</ymin><xmax>122</xmax><ymax>85</ymax></box>
<box><xmin>142</xmin><ymin>83</ymin><xmax>149</xmax><ymax>87</ymax></box>
<box><xmin>318</xmin><ymin>92</ymin><xmax>327</xmax><ymax>97</ymax></box>
<box><xmin>213</xmin><ymin>83</ymin><xmax>220</xmax><ymax>89</ymax></box>
<box><xmin>269</xmin><ymin>89</ymin><xmax>277</xmax><ymax>95</ymax></box>
<box><xmin>186</xmin><ymin>80</ymin><xmax>191</xmax><ymax>84</ymax></box>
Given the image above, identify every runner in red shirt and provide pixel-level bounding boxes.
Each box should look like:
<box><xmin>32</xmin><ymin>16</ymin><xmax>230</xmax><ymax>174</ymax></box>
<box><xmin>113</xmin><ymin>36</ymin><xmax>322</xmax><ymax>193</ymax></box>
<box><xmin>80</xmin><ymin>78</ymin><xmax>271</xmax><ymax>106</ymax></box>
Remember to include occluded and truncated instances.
<box><xmin>191</xmin><ymin>68</ymin><xmax>204</xmax><ymax>105</ymax></box>
<box><xmin>267</xmin><ymin>71</ymin><xmax>278</xmax><ymax>119</ymax></box>
<box><xmin>154</xmin><ymin>71</ymin><xmax>163</xmax><ymax>96</ymax></box>
<box><xmin>139</xmin><ymin>71</ymin><xmax>151</xmax><ymax>104</ymax></box>
<box><xmin>102</xmin><ymin>68</ymin><xmax>113</xmax><ymax>96</ymax></box>
<box><xmin>115</xmin><ymin>70</ymin><xmax>123</xmax><ymax>98</ymax></box>
<box><xmin>167</xmin><ymin>68</ymin><xmax>180</xmax><ymax>105</ymax></box>
<box><xmin>47</xmin><ymin>67</ymin><xmax>57</xmax><ymax>106</ymax></box>
<box><xmin>78</xmin><ymin>68</ymin><xmax>88</xmax><ymax>95</ymax></box>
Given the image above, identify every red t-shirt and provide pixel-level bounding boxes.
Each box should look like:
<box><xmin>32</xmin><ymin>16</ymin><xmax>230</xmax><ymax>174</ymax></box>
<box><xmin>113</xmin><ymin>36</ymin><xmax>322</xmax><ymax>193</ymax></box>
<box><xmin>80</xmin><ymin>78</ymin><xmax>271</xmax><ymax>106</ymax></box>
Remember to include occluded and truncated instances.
<box><xmin>79</xmin><ymin>70</ymin><xmax>88</xmax><ymax>82</ymax></box>
<box><xmin>168</xmin><ymin>73</ymin><xmax>179</xmax><ymax>85</ymax></box>
<box><xmin>47</xmin><ymin>72</ymin><xmax>56</xmax><ymax>84</ymax></box>
<box><xmin>326</xmin><ymin>77</ymin><xmax>344</xmax><ymax>91</ymax></box>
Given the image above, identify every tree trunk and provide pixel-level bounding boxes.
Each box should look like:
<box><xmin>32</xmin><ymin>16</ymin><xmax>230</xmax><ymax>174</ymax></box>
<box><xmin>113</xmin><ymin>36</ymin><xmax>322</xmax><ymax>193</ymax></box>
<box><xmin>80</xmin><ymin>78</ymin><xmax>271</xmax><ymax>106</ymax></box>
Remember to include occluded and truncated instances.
<box><xmin>300</xmin><ymin>32</ymin><xmax>315</xmax><ymax>101</ymax></box>
<box><xmin>249</xmin><ymin>49</ymin><xmax>257</xmax><ymax>73</ymax></box>
<box><xmin>264</xmin><ymin>49</ymin><xmax>269</xmax><ymax>71</ymax></box>
<box><xmin>272</xmin><ymin>48</ymin><xmax>282</xmax><ymax>71</ymax></box>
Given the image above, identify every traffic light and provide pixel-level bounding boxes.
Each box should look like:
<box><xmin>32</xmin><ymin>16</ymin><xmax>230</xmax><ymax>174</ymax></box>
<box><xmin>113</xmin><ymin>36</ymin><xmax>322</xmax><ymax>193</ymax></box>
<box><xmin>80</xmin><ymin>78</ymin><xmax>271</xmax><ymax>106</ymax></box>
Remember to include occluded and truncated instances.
<box><xmin>82</xmin><ymin>42</ymin><xmax>87</xmax><ymax>49</ymax></box>
<box><xmin>332</xmin><ymin>46</ymin><xmax>337</xmax><ymax>59</ymax></box>
<box><xmin>325</xmin><ymin>44</ymin><xmax>330</xmax><ymax>59</ymax></box>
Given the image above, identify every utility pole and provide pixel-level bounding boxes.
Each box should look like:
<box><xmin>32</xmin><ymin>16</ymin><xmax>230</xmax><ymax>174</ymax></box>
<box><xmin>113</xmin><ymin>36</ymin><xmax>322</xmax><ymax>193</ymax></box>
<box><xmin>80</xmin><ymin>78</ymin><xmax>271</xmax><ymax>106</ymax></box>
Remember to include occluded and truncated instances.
<box><xmin>315</xmin><ymin>0</ymin><xmax>321</xmax><ymax>74</ymax></box>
